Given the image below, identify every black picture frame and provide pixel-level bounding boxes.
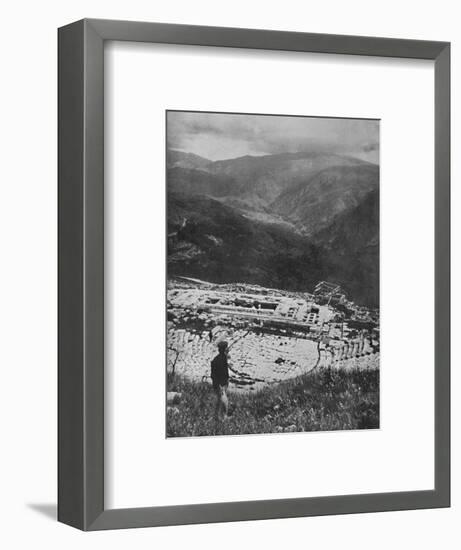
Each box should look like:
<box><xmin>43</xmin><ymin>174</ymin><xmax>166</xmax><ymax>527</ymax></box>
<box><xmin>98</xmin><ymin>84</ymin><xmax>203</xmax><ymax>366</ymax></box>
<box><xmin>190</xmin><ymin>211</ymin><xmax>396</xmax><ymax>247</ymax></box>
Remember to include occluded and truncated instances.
<box><xmin>58</xmin><ymin>18</ymin><xmax>450</xmax><ymax>530</ymax></box>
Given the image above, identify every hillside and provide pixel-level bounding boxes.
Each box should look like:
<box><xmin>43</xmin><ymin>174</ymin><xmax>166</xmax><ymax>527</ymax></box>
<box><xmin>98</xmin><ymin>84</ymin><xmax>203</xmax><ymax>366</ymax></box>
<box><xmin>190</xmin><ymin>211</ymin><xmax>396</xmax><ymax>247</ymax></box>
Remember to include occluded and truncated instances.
<box><xmin>167</xmin><ymin>150</ymin><xmax>380</xmax><ymax>307</ymax></box>
<box><xmin>168</xmin><ymin>193</ymin><xmax>325</xmax><ymax>291</ymax></box>
<box><xmin>166</xmin><ymin>149</ymin><xmax>212</xmax><ymax>171</ymax></box>
<box><xmin>168</xmin><ymin>150</ymin><xmax>372</xmax><ymax>212</ymax></box>
<box><xmin>314</xmin><ymin>188</ymin><xmax>380</xmax><ymax>307</ymax></box>
<box><xmin>208</xmin><ymin>151</ymin><xmax>368</xmax><ymax>208</ymax></box>
<box><xmin>168</xmin><ymin>166</ymin><xmax>238</xmax><ymax>197</ymax></box>
<box><xmin>167</xmin><ymin>367</ymin><xmax>379</xmax><ymax>437</ymax></box>
<box><xmin>271</xmin><ymin>164</ymin><xmax>379</xmax><ymax>236</ymax></box>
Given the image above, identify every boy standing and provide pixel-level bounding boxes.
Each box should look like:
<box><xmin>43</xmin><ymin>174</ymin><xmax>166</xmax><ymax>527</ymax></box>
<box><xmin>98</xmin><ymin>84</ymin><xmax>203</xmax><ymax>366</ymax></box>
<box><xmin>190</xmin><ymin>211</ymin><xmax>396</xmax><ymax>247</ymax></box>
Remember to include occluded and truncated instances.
<box><xmin>211</xmin><ymin>340</ymin><xmax>230</xmax><ymax>420</ymax></box>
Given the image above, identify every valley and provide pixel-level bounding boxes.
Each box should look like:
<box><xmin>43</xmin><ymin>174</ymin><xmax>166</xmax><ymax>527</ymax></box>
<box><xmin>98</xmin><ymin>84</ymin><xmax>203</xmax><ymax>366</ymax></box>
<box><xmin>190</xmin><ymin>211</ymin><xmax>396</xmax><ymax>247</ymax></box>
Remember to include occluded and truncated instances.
<box><xmin>167</xmin><ymin>149</ymin><xmax>379</xmax><ymax>308</ymax></box>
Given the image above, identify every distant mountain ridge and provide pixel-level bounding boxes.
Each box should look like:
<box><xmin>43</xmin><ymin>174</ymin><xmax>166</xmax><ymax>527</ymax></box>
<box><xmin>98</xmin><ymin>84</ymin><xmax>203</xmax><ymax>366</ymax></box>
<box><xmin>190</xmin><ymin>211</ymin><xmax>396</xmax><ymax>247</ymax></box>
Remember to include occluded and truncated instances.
<box><xmin>167</xmin><ymin>150</ymin><xmax>375</xmax><ymax>215</ymax></box>
<box><xmin>166</xmin><ymin>149</ymin><xmax>379</xmax><ymax>307</ymax></box>
<box><xmin>271</xmin><ymin>164</ymin><xmax>379</xmax><ymax>236</ymax></box>
<box><xmin>167</xmin><ymin>150</ymin><xmax>213</xmax><ymax>171</ymax></box>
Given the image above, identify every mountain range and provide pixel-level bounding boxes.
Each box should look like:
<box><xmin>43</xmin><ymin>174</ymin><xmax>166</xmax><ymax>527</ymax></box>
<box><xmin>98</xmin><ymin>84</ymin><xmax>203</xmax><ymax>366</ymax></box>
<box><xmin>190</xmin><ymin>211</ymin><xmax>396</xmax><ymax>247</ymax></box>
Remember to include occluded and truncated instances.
<box><xmin>167</xmin><ymin>149</ymin><xmax>379</xmax><ymax>307</ymax></box>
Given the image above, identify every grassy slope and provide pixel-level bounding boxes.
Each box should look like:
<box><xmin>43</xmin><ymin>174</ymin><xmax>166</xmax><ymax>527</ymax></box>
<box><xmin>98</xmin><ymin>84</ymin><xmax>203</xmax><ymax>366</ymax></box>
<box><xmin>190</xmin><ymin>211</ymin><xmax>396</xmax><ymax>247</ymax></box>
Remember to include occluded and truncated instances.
<box><xmin>166</xmin><ymin>368</ymin><xmax>379</xmax><ymax>438</ymax></box>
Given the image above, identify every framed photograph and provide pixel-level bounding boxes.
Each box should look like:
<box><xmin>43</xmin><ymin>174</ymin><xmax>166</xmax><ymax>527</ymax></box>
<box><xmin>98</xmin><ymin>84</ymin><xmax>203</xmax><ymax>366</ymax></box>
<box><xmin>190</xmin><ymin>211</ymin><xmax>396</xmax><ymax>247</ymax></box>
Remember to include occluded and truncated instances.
<box><xmin>58</xmin><ymin>19</ymin><xmax>450</xmax><ymax>530</ymax></box>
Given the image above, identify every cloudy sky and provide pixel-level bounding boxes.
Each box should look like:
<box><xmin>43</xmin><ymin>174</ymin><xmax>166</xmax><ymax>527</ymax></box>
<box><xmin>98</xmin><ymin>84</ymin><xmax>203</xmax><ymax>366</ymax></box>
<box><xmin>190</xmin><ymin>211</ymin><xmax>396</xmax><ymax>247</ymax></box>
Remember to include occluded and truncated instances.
<box><xmin>167</xmin><ymin>111</ymin><xmax>379</xmax><ymax>163</ymax></box>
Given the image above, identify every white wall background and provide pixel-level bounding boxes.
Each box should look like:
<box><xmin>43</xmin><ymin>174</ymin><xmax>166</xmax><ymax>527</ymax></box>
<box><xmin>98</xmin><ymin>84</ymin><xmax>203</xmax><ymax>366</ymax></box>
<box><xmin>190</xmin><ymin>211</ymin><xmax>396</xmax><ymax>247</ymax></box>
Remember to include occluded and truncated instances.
<box><xmin>0</xmin><ymin>0</ymin><xmax>458</xmax><ymax>548</ymax></box>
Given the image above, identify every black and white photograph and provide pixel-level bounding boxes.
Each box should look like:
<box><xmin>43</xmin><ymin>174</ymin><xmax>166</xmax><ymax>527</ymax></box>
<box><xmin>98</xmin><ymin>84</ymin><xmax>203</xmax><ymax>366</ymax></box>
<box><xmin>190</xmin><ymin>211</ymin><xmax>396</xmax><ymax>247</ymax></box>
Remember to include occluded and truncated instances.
<box><xmin>166</xmin><ymin>110</ymin><xmax>380</xmax><ymax>437</ymax></box>
<box><xmin>2</xmin><ymin>6</ymin><xmax>452</xmax><ymax>542</ymax></box>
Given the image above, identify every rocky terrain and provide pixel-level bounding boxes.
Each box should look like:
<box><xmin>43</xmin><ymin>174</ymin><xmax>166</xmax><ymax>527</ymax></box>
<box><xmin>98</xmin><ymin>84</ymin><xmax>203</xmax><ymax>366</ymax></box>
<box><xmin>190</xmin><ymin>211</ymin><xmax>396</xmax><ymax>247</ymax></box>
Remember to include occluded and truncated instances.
<box><xmin>167</xmin><ymin>278</ymin><xmax>379</xmax><ymax>393</ymax></box>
